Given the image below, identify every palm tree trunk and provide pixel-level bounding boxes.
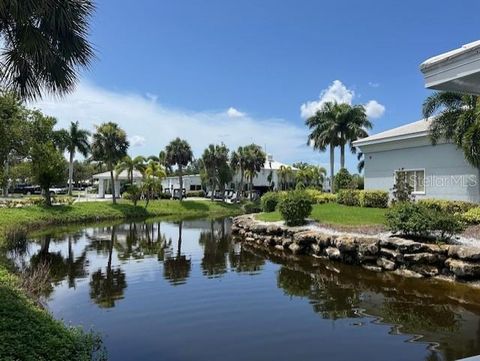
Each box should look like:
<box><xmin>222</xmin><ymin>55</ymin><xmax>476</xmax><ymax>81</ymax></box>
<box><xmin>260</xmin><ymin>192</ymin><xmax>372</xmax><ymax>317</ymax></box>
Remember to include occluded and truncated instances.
<box><xmin>340</xmin><ymin>143</ymin><xmax>345</xmax><ymax>169</ymax></box>
<box><xmin>239</xmin><ymin>169</ymin><xmax>244</xmax><ymax>200</ymax></box>
<box><xmin>110</xmin><ymin>169</ymin><xmax>117</xmax><ymax>204</ymax></box>
<box><xmin>211</xmin><ymin>178</ymin><xmax>215</xmax><ymax>201</ymax></box>
<box><xmin>68</xmin><ymin>151</ymin><xmax>74</xmax><ymax>196</ymax></box>
<box><xmin>44</xmin><ymin>187</ymin><xmax>52</xmax><ymax>206</ymax></box>
<box><xmin>330</xmin><ymin>145</ymin><xmax>335</xmax><ymax>193</ymax></box>
<box><xmin>178</xmin><ymin>165</ymin><xmax>183</xmax><ymax>201</ymax></box>
<box><xmin>249</xmin><ymin>176</ymin><xmax>253</xmax><ymax>200</ymax></box>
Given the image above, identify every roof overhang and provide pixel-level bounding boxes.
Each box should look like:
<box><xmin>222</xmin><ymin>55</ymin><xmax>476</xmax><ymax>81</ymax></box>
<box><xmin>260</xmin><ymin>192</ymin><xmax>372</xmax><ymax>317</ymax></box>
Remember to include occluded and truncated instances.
<box><xmin>353</xmin><ymin>131</ymin><xmax>429</xmax><ymax>148</ymax></box>
<box><xmin>420</xmin><ymin>40</ymin><xmax>480</xmax><ymax>95</ymax></box>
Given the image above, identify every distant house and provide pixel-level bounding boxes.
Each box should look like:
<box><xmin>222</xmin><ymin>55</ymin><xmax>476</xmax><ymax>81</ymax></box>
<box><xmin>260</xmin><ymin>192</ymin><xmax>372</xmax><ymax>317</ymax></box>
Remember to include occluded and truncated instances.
<box><xmin>353</xmin><ymin>119</ymin><xmax>480</xmax><ymax>202</ymax></box>
<box><xmin>161</xmin><ymin>174</ymin><xmax>202</xmax><ymax>193</ymax></box>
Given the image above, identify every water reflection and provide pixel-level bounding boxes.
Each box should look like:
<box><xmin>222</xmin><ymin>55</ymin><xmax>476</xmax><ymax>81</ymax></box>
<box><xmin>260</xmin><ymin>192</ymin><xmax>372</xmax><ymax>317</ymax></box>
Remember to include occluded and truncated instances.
<box><xmin>7</xmin><ymin>218</ymin><xmax>480</xmax><ymax>361</ymax></box>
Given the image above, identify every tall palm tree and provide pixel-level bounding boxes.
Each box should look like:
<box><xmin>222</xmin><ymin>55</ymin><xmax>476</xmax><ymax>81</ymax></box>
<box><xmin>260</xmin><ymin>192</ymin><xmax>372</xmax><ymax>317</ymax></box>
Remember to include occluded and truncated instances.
<box><xmin>148</xmin><ymin>150</ymin><xmax>171</xmax><ymax>174</ymax></box>
<box><xmin>143</xmin><ymin>160</ymin><xmax>166</xmax><ymax>207</ymax></box>
<box><xmin>91</xmin><ymin>122</ymin><xmax>129</xmax><ymax>204</ymax></box>
<box><xmin>0</xmin><ymin>0</ymin><xmax>95</xmax><ymax>100</ymax></box>
<box><xmin>244</xmin><ymin>144</ymin><xmax>266</xmax><ymax>200</ymax></box>
<box><xmin>306</xmin><ymin>102</ymin><xmax>341</xmax><ymax>192</ymax></box>
<box><xmin>230</xmin><ymin>146</ymin><xmax>248</xmax><ymax>199</ymax></box>
<box><xmin>57</xmin><ymin>121</ymin><xmax>90</xmax><ymax>196</ymax></box>
<box><xmin>338</xmin><ymin>104</ymin><xmax>371</xmax><ymax>168</ymax></box>
<box><xmin>165</xmin><ymin>138</ymin><xmax>193</xmax><ymax>201</ymax></box>
<box><xmin>423</xmin><ymin>92</ymin><xmax>480</xmax><ymax>168</ymax></box>
<box><xmin>278</xmin><ymin>165</ymin><xmax>293</xmax><ymax>190</ymax></box>
<box><xmin>201</xmin><ymin>143</ymin><xmax>230</xmax><ymax>201</ymax></box>
<box><xmin>115</xmin><ymin>155</ymin><xmax>146</xmax><ymax>184</ymax></box>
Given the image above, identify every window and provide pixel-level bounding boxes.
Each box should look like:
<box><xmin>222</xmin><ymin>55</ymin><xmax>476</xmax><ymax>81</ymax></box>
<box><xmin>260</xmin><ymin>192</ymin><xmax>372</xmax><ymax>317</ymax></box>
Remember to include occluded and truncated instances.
<box><xmin>399</xmin><ymin>169</ymin><xmax>425</xmax><ymax>194</ymax></box>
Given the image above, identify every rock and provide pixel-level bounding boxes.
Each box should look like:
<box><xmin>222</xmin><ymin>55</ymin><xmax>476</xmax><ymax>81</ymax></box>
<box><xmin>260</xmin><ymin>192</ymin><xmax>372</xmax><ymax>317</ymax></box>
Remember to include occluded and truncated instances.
<box><xmin>274</xmin><ymin>245</ymin><xmax>284</xmax><ymax>251</ymax></box>
<box><xmin>282</xmin><ymin>238</ymin><xmax>293</xmax><ymax>248</ymax></box>
<box><xmin>380</xmin><ymin>237</ymin><xmax>427</xmax><ymax>253</ymax></box>
<box><xmin>315</xmin><ymin>233</ymin><xmax>331</xmax><ymax>247</ymax></box>
<box><xmin>410</xmin><ymin>265</ymin><xmax>439</xmax><ymax>277</ymax></box>
<box><xmin>357</xmin><ymin>253</ymin><xmax>377</xmax><ymax>263</ymax></box>
<box><xmin>311</xmin><ymin>243</ymin><xmax>321</xmax><ymax>254</ymax></box>
<box><xmin>379</xmin><ymin>248</ymin><xmax>403</xmax><ymax>262</ymax></box>
<box><xmin>403</xmin><ymin>252</ymin><xmax>444</xmax><ymax>264</ymax></box>
<box><xmin>445</xmin><ymin>258</ymin><xmax>480</xmax><ymax>278</ymax></box>
<box><xmin>288</xmin><ymin>243</ymin><xmax>303</xmax><ymax>255</ymax></box>
<box><xmin>294</xmin><ymin>231</ymin><xmax>318</xmax><ymax>245</ymax></box>
<box><xmin>335</xmin><ymin>236</ymin><xmax>356</xmax><ymax>253</ymax></box>
<box><xmin>362</xmin><ymin>265</ymin><xmax>382</xmax><ymax>272</ymax></box>
<box><xmin>448</xmin><ymin>246</ymin><xmax>480</xmax><ymax>261</ymax></box>
<box><xmin>377</xmin><ymin>257</ymin><xmax>396</xmax><ymax>270</ymax></box>
<box><xmin>245</xmin><ymin>237</ymin><xmax>255</xmax><ymax>243</ymax></box>
<box><xmin>325</xmin><ymin>247</ymin><xmax>341</xmax><ymax>260</ymax></box>
<box><xmin>393</xmin><ymin>268</ymin><xmax>424</xmax><ymax>278</ymax></box>
<box><xmin>251</xmin><ymin>224</ymin><xmax>268</xmax><ymax>234</ymax></box>
<box><xmin>357</xmin><ymin>239</ymin><xmax>379</xmax><ymax>255</ymax></box>
<box><xmin>266</xmin><ymin>224</ymin><xmax>284</xmax><ymax>236</ymax></box>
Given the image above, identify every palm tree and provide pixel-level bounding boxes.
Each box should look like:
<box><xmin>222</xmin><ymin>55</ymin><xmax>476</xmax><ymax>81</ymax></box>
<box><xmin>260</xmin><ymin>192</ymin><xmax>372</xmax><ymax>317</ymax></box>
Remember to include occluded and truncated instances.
<box><xmin>57</xmin><ymin>121</ymin><xmax>90</xmax><ymax>196</ymax></box>
<box><xmin>230</xmin><ymin>146</ymin><xmax>248</xmax><ymax>199</ymax></box>
<box><xmin>423</xmin><ymin>92</ymin><xmax>480</xmax><ymax>168</ymax></box>
<box><xmin>244</xmin><ymin>144</ymin><xmax>266</xmax><ymax>200</ymax></box>
<box><xmin>201</xmin><ymin>144</ymin><xmax>230</xmax><ymax>201</ymax></box>
<box><xmin>143</xmin><ymin>160</ymin><xmax>166</xmax><ymax>207</ymax></box>
<box><xmin>357</xmin><ymin>152</ymin><xmax>365</xmax><ymax>173</ymax></box>
<box><xmin>115</xmin><ymin>155</ymin><xmax>146</xmax><ymax>184</ymax></box>
<box><xmin>165</xmin><ymin>138</ymin><xmax>193</xmax><ymax>201</ymax></box>
<box><xmin>278</xmin><ymin>165</ymin><xmax>294</xmax><ymax>190</ymax></box>
<box><xmin>148</xmin><ymin>150</ymin><xmax>171</xmax><ymax>174</ymax></box>
<box><xmin>0</xmin><ymin>0</ymin><xmax>95</xmax><ymax>100</ymax></box>
<box><xmin>91</xmin><ymin>122</ymin><xmax>129</xmax><ymax>204</ymax></box>
<box><xmin>306</xmin><ymin>102</ymin><xmax>342</xmax><ymax>192</ymax></box>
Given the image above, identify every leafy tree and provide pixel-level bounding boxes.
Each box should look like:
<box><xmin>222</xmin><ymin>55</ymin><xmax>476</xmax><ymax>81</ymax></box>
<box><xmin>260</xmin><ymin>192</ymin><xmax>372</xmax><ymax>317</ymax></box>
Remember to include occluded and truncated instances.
<box><xmin>57</xmin><ymin>121</ymin><xmax>90</xmax><ymax>195</ymax></box>
<box><xmin>278</xmin><ymin>165</ymin><xmax>294</xmax><ymax>190</ymax></box>
<box><xmin>333</xmin><ymin>168</ymin><xmax>353</xmax><ymax>191</ymax></box>
<box><xmin>91</xmin><ymin>122</ymin><xmax>129</xmax><ymax>204</ymax></box>
<box><xmin>201</xmin><ymin>143</ymin><xmax>230</xmax><ymax>201</ymax></box>
<box><xmin>243</xmin><ymin>144</ymin><xmax>266</xmax><ymax>199</ymax></box>
<box><xmin>391</xmin><ymin>169</ymin><xmax>414</xmax><ymax>203</ymax></box>
<box><xmin>72</xmin><ymin>160</ymin><xmax>97</xmax><ymax>186</ymax></box>
<box><xmin>115</xmin><ymin>155</ymin><xmax>146</xmax><ymax>184</ymax></box>
<box><xmin>230</xmin><ymin>146</ymin><xmax>248</xmax><ymax>198</ymax></box>
<box><xmin>165</xmin><ymin>138</ymin><xmax>193</xmax><ymax>201</ymax></box>
<box><xmin>0</xmin><ymin>0</ymin><xmax>95</xmax><ymax>100</ymax></box>
<box><xmin>423</xmin><ymin>92</ymin><xmax>480</xmax><ymax>169</ymax></box>
<box><xmin>143</xmin><ymin>160</ymin><xmax>166</xmax><ymax>207</ymax></box>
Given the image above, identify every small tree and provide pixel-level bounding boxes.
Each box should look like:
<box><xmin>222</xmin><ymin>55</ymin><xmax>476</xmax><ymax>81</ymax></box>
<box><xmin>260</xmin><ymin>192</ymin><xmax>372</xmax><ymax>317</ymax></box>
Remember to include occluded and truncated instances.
<box><xmin>391</xmin><ymin>169</ymin><xmax>414</xmax><ymax>203</ymax></box>
<box><xmin>333</xmin><ymin>168</ymin><xmax>353</xmax><ymax>191</ymax></box>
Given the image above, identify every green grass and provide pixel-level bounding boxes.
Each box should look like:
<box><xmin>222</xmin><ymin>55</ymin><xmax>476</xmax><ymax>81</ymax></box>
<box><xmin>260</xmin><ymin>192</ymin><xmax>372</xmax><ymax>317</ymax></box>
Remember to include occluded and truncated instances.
<box><xmin>0</xmin><ymin>199</ymin><xmax>242</xmax><ymax>360</ymax></box>
<box><xmin>256</xmin><ymin>203</ymin><xmax>386</xmax><ymax>226</ymax></box>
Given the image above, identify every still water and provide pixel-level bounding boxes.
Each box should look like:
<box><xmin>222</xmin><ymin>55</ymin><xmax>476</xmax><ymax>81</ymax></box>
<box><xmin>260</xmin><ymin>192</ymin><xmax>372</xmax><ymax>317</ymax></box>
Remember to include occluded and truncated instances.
<box><xmin>9</xmin><ymin>218</ymin><xmax>480</xmax><ymax>361</ymax></box>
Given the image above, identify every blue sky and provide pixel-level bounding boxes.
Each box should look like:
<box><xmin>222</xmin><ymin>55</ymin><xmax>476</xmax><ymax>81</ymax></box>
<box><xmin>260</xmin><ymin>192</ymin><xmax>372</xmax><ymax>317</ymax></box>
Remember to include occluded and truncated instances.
<box><xmin>33</xmin><ymin>0</ymin><xmax>480</xmax><ymax>172</ymax></box>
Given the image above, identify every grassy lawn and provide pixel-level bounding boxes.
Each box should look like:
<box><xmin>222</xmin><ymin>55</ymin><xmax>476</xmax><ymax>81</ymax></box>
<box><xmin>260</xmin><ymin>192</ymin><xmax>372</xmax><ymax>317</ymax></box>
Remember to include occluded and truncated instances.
<box><xmin>0</xmin><ymin>199</ymin><xmax>242</xmax><ymax>360</ymax></box>
<box><xmin>256</xmin><ymin>203</ymin><xmax>386</xmax><ymax>226</ymax></box>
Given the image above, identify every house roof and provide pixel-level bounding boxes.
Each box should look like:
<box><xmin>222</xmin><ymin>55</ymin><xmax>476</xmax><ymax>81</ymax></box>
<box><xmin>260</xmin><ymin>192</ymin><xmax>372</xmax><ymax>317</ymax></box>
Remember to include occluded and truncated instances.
<box><xmin>263</xmin><ymin>156</ymin><xmax>298</xmax><ymax>171</ymax></box>
<box><xmin>92</xmin><ymin>170</ymin><xmax>144</xmax><ymax>180</ymax></box>
<box><xmin>420</xmin><ymin>40</ymin><xmax>480</xmax><ymax>70</ymax></box>
<box><xmin>353</xmin><ymin>119</ymin><xmax>432</xmax><ymax>147</ymax></box>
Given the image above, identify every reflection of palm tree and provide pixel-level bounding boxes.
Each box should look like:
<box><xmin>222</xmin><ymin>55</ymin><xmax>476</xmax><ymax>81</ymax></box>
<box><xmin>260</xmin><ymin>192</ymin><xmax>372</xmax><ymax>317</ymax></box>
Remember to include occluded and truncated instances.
<box><xmin>199</xmin><ymin>220</ymin><xmax>230</xmax><ymax>277</ymax></box>
<box><xmin>89</xmin><ymin>226</ymin><xmax>127</xmax><ymax>308</ymax></box>
<box><xmin>163</xmin><ymin>221</ymin><xmax>191</xmax><ymax>285</ymax></box>
<box><xmin>229</xmin><ymin>244</ymin><xmax>265</xmax><ymax>274</ymax></box>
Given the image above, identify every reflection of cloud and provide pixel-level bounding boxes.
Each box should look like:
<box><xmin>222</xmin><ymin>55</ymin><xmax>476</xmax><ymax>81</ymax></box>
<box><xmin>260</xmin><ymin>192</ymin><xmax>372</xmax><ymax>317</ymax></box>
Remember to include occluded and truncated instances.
<box><xmin>30</xmin><ymin>81</ymin><xmax>318</xmax><ymax>164</ymax></box>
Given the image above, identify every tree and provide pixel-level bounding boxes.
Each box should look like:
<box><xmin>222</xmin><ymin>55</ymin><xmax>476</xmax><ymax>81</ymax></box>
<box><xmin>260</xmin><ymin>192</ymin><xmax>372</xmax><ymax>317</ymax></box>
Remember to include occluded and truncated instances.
<box><xmin>143</xmin><ymin>160</ymin><xmax>166</xmax><ymax>207</ymax></box>
<box><xmin>201</xmin><ymin>143</ymin><xmax>230</xmax><ymax>201</ymax></box>
<box><xmin>91</xmin><ymin>122</ymin><xmax>129</xmax><ymax>204</ymax></box>
<box><xmin>244</xmin><ymin>144</ymin><xmax>266</xmax><ymax>200</ymax></box>
<box><xmin>115</xmin><ymin>155</ymin><xmax>146</xmax><ymax>185</ymax></box>
<box><xmin>306</xmin><ymin>102</ymin><xmax>341</xmax><ymax>193</ymax></box>
<box><xmin>165</xmin><ymin>138</ymin><xmax>193</xmax><ymax>201</ymax></box>
<box><xmin>278</xmin><ymin>165</ymin><xmax>294</xmax><ymax>190</ymax></box>
<box><xmin>423</xmin><ymin>91</ymin><xmax>480</xmax><ymax>169</ymax></box>
<box><xmin>230</xmin><ymin>146</ymin><xmax>248</xmax><ymax>199</ymax></box>
<box><xmin>57</xmin><ymin>121</ymin><xmax>90</xmax><ymax>196</ymax></box>
<box><xmin>0</xmin><ymin>0</ymin><xmax>95</xmax><ymax>100</ymax></box>
<box><xmin>333</xmin><ymin>168</ymin><xmax>354</xmax><ymax>191</ymax></box>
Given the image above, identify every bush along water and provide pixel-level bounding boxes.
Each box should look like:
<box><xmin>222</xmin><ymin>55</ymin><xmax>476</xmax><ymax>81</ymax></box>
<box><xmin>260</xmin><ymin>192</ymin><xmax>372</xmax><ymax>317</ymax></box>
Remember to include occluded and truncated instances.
<box><xmin>278</xmin><ymin>191</ymin><xmax>313</xmax><ymax>226</ymax></box>
<box><xmin>260</xmin><ymin>192</ymin><xmax>281</xmax><ymax>212</ymax></box>
<box><xmin>385</xmin><ymin>202</ymin><xmax>465</xmax><ymax>242</ymax></box>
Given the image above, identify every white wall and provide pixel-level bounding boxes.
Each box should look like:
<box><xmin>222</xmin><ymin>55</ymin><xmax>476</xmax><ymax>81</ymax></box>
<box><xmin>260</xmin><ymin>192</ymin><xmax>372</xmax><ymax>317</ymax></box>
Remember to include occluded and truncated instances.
<box><xmin>161</xmin><ymin>175</ymin><xmax>202</xmax><ymax>191</ymax></box>
<box><xmin>362</xmin><ymin>138</ymin><xmax>480</xmax><ymax>202</ymax></box>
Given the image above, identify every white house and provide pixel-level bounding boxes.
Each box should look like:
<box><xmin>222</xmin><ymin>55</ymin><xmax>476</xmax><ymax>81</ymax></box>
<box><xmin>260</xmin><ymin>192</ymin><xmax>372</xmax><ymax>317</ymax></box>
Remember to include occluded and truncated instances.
<box><xmin>92</xmin><ymin>170</ymin><xmax>144</xmax><ymax>198</ymax></box>
<box><xmin>161</xmin><ymin>174</ymin><xmax>202</xmax><ymax>193</ymax></box>
<box><xmin>353</xmin><ymin>119</ymin><xmax>480</xmax><ymax>203</ymax></box>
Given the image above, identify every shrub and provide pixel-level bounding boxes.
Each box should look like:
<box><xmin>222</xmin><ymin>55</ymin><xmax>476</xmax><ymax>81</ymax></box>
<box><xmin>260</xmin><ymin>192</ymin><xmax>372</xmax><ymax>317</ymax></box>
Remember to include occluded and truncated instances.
<box><xmin>463</xmin><ymin>207</ymin><xmax>480</xmax><ymax>224</ymax></box>
<box><xmin>159</xmin><ymin>192</ymin><xmax>171</xmax><ymax>199</ymax></box>
<box><xmin>278</xmin><ymin>191</ymin><xmax>313</xmax><ymax>226</ymax></box>
<box><xmin>123</xmin><ymin>185</ymin><xmax>142</xmax><ymax>206</ymax></box>
<box><xmin>386</xmin><ymin>202</ymin><xmax>465</xmax><ymax>241</ymax></box>
<box><xmin>186</xmin><ymin>190</ymin><xmax>205</xmax><ymax>198</ymax></box>
<box><xmin>391</xmin><ymin>169</ymin><xmax>414</xmax><ymax>203</ymax></box>
<box><xmin>334</xmin><ymin>168</ymin><xmax>354</xmax><ymax>191</ymax></box>
<box><xmin>418</xmin><ymin>198</ymin><xmax>477</xmax><ymax>214</ymax></box>
<box><xmin>243</xmin><ymin>201</ymin><xmax>262</xmax><ymax>214</ymax></box>
<box><xmin>337</xmin><ymin>189</ymin><xmax>360</xmax><ymax>206</ymax></box>
<box><xmin>261</xmin><ymin>192</ymin><xmax>281</xmax><ymax>212</ymax></box>
<box><xmin>305</xmin><ymin>189</ymin><xmax>337</xmax><ymax>204</ymax></box>
<box><xmin>359</xmin><ymin>190</ymin><xmax>389</xmax><ymax>208</ymax></box>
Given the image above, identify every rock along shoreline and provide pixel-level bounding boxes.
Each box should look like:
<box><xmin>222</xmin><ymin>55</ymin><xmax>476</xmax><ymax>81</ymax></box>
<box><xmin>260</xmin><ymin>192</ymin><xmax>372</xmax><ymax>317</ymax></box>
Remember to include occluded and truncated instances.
<box><xmin>232</xmin><ymin>215</ymin><xmax>480</xmax><ymax>281</ymax></box>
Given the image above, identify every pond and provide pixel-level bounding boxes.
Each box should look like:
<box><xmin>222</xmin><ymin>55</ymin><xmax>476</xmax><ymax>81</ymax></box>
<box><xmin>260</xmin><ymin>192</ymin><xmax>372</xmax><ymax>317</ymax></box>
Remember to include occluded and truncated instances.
<box><xmin>8</xmin><ymin>218</ymin><xmax>480</xmax><ymax>361</ymax></box>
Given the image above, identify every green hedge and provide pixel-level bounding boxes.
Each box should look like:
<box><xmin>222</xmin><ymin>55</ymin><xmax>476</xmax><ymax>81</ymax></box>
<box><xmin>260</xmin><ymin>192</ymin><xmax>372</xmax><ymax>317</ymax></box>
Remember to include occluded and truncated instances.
<box><xmin>186</xmin><ymin>190</ymin><xmax>205</xmax><ymax>198</ymax></box>
<box><xmin>260</xmin><ymin>192</ymin><xmax>281</xmax><ymax>212</ymax></box>
<box><xmin>462</xmin><ymin>207</ymin><xmax>480</xmax><ymax>224</ymax></box>
<box><xmin>278</xmin><ymin>191</ymin><xmax>313</xmax><ymax>226</ymax></box>
<box><xmin>417</xmin><ymin>198</ymin><xmax>477</xmax><ymax>214</ymax></box>
<box><xmin>359</xmin><ymin>190</ymin><xmax>389</xmax><ymax>208</ymax></box>
<box><xmin>304</xmin><ymin>189</ymin><xmax>337</xmax><ymax>204</ymax></box>
<box><xmin>337</xmin><ymin>189</ymin><xmax>360</xmax><ymax>206</ymax></box>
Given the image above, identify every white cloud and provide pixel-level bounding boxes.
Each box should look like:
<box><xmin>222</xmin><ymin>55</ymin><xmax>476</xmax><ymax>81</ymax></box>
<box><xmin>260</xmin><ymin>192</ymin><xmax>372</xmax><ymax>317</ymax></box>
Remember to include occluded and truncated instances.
<box><xmin>364</xmin><ymin>100</ymin><xmax>385</xmax><ymax>119</ymax></box>
<box><xmin>226</xmin><ymin>107</ymin><xmax>246</xmax><ymax>118</ymax></box>
<box><xmin>300</xmin><ymin>80</ymin><xmax>385</xmax><ymax>120</ymax></box>
<box><xmin>368</xmin><ymin>82</ymin><xmax>380</xmax><ymax>88</ymax></box>
<box><xmin>29</xmin><ymin>81</ymin><xmax>320</xmax><ymax>164</ymax></box>
<box><xmin>300</xmin><ymin>80</ymin><xmax>354</xmax><ymax>119</ymax></box>
<box><xmin>129</xmin><ymin>135</ymin><xmax>146</xmax><ymax>147</ymax></box>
